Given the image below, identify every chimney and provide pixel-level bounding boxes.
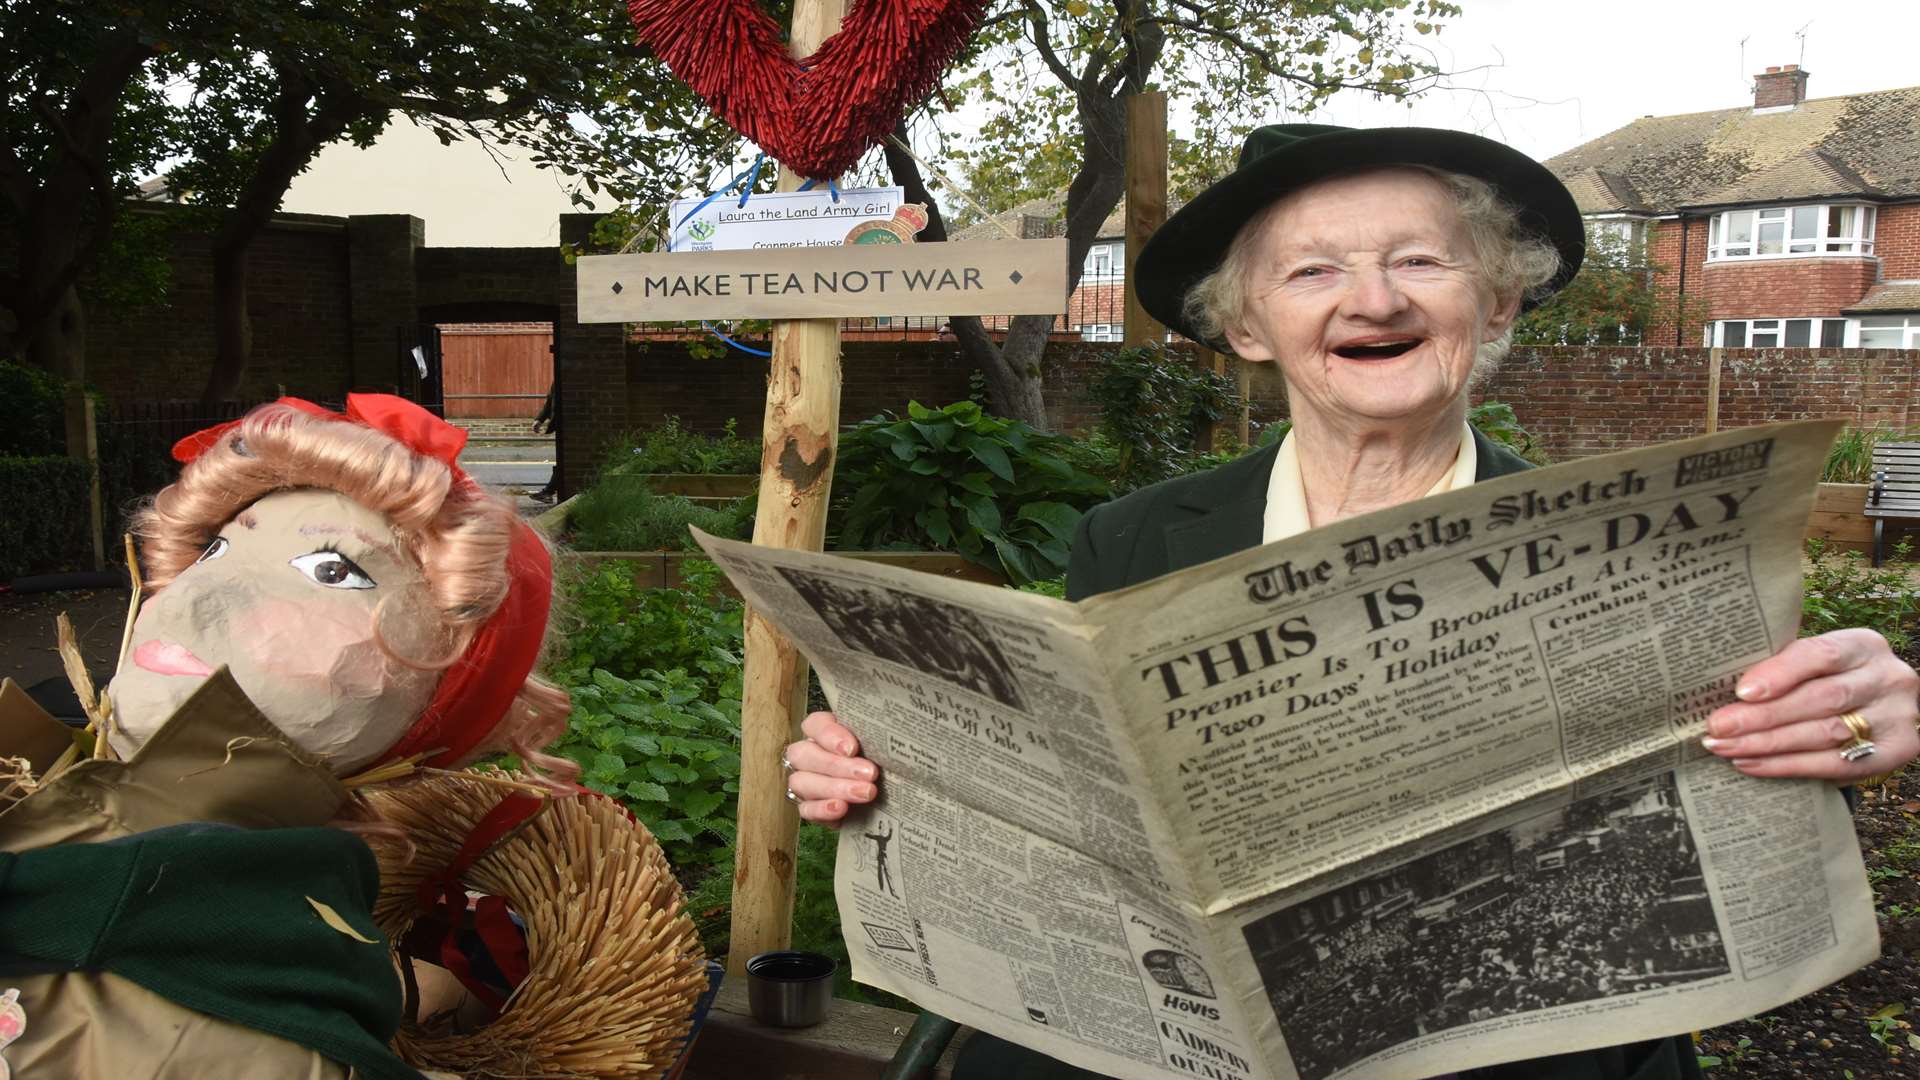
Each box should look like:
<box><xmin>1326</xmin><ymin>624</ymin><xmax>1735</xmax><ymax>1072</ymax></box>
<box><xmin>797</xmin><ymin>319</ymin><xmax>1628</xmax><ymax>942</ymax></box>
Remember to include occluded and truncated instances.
<box><xmin>1018</xmin><ymin>213</ymin><xmax>1053</xmax><ymax>239</ymax></box>
<box><xmin>1754</xmin><ymin>64</ymin><xmax>1809</xmax><ymax>110</ymax></box>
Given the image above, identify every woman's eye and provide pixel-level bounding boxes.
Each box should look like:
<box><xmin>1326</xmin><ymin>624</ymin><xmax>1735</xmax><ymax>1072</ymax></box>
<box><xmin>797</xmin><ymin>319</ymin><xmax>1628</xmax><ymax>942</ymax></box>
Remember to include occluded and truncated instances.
<box><xmin>196</xmin><ymin>537</ymin><xmax>230</xmax><ymax>563</ymax></box>
<box><xmin>289</xmin><ymin>550</ymin><xmax>377</xmax><ymax>590</ymax></box>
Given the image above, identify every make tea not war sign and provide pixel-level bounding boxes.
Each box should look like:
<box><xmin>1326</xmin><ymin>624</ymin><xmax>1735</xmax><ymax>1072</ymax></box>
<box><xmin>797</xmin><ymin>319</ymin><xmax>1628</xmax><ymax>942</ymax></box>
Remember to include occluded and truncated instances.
<box><xmin>576</xmin><ymin>239</ymin><xmax>1070</xmax><ymax>322</ymax></box>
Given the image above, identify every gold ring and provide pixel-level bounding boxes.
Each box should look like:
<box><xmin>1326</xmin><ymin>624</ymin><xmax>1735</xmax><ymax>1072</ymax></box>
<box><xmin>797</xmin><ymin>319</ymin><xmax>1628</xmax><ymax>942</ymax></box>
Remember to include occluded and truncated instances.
<box><xmin>1840</xmin><ymin>711</ymin><xmax>1873</xmax><ymax>744</ymax></box>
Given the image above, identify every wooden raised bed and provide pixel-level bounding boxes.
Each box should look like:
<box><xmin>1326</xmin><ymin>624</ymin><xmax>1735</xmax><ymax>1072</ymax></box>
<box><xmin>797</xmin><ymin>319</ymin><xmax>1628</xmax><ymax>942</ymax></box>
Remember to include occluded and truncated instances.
<box><xmin>570</xmin><ymin>550</ymin><xmax>1006</xmax><ymax>593</ymax></box>
<box><xmin>1805</xmin><ymin>483</ymin><xmax>1872</xmax><ymax>555</ymax></box>
<box><xmin>634</xmin><ymin>473</ymin><xmax>756</xmax><ymax>504</ymax></box>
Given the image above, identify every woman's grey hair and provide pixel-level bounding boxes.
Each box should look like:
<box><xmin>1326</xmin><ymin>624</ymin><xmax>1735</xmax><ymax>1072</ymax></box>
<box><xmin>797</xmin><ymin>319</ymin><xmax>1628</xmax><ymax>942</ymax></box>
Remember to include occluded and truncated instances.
<box><xmin>1182</xmin><ymin>165</ymin><xmax>1563</xmax><ymax>382</ymax></box>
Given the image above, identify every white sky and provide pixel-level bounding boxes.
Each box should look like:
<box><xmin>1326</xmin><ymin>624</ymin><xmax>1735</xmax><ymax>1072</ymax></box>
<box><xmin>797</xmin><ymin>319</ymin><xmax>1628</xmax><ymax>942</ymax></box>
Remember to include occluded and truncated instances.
<box><xmin>1293</xmin><ymin>0</ymin><xmax>1920</xmax><ymax>161</ymax></box>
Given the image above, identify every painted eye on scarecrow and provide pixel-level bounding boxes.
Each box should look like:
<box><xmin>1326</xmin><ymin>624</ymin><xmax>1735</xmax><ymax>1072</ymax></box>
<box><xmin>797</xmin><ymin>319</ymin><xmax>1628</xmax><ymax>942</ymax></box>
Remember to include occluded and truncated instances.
<box><xmin>196</xmin><ymin>536</ymin><xmax>231</xmax><ymax>563</ymax></box>
<box><xmin>289</xmin><ymin>549</ymin><xmax>377</xmax><ymax>590</ymax></box>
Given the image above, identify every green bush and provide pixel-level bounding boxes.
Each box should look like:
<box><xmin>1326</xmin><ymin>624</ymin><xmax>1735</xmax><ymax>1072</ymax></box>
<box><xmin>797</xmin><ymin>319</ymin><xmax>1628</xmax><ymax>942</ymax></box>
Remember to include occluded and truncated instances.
<box><xmin>1088</xmin><ymin>345</ymin><xmax>1241</xmax><ymax>492</ymax></box>
<box><xmin>544</xmin><ymin>561</ymin><xmax>746</xmax><ymax>871</ymax></box>
<box><xmin>0</xmin><ymin>456</ymin><xmax>94</xmax><ymax>578</ymax></box>
<box><xmin>1802</xmin><ymin>538</ymin><xmax>1916</xmax><ymax>655</ymax></box>
<box><xmin>565</xmin><ymin>473</ymin><xmax>754</xmax><ymax>552</ymax></box>
<box><xmin>605</xmin><ymin>416</ymin><xmax>759</xmax><ymax>476</ymax></box>
<box><xmin>1468</xmin><ymin>401</ymin><xmax>1551</xmax><ymax>466</ymax></box>
<box><xmin>832</xmin><ymin>400</ymin><xmax>1109</xmax><ymax>585</ymax></box>
<box><xmin>0</xmin><ymin>362</ymin><xmax>66</xmax><ymax>457</ymax></box>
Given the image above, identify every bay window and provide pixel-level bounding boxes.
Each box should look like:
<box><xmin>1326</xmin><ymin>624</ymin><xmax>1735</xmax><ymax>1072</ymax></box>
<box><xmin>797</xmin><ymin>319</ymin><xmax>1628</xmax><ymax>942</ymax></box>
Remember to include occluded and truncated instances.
<box><xmin>1706</xmin><ymin>203</ymin><xmax>1875</xmax><ymax>260</ymax></box>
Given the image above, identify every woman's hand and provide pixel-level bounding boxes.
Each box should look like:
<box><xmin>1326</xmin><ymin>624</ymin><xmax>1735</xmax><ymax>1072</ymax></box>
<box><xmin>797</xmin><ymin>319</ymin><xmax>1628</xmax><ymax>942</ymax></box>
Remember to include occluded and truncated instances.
<box><xmin>1702</xmin><ymin>628</ymin><xmax>1920</xmax><ymax>780</ymax></box>
<box><xmin>783</xmin><ymin>711</ymin><xmax>882</xmax><ymax>825</ymax></box>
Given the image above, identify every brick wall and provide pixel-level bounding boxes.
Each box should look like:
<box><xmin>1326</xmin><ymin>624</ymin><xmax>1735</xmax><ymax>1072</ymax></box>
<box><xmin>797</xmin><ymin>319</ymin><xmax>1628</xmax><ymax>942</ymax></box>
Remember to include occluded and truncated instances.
<box><xmin>1877</xmin><ymin>203</ymin><xmax>1920</xmax><ymax>280</ymax></box>
<box><xmin>622</xmin><ymin>339</ymin><xmax>1291</xmax><ymax>449</ymax></box>
<box><xmin>85</xmin><ymin>206</ymin><xmax>357</xmax><ymax>403</ymax></box>
<box><xmin>1479</xmin><ymin>346</ymin><xmax>1918</xmax><ymax>459</ymax></box>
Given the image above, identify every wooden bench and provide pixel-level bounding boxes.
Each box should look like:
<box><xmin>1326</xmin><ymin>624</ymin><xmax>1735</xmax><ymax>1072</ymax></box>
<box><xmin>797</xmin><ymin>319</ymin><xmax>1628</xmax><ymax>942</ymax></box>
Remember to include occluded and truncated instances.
<box><xmin>1866</xmin><ymin>441</ymin><xmax>1920</xmax><ymax>566</ymax></box>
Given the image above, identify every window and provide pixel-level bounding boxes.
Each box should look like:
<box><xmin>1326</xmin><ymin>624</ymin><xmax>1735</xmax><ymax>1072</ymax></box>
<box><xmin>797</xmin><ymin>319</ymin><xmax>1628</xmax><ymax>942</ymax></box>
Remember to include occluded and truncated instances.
<box><xmin>1707</xmin><ymin>204</ymin><xmax>1875</xmax><ymax>260</ymax></box>
<box><xmin>1587</xmin><ymin>217</ymin><xmax>1648</xmax><ymax>251</ymax></box>
<box><xmin>1080</xmin><ymin>323</ymin><xmax>1122</xmax><ymax>342</ymax></box>
<box><xmin>1709</xmin><ymin>318</ymin><xmax>1849</xmax><ymax>347</ymax></box>
<box><xmin>1082</xmin><ymin>242</ymin><xmax>1122</xmax><ymax>281</ymax></box>
<box><xmin>1858</xmin><ymin>316</ymin><xmax>1920</xmax><ymax>349</ymax></box>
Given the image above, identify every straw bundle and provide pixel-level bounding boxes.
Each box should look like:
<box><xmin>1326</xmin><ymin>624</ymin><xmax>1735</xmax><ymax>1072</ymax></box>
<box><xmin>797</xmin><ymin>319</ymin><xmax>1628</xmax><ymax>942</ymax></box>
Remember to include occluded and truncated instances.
<box><xmin>364</xmin><ymin>774</ymin><xmax>708</xmax><ymax>1078</ymax></box>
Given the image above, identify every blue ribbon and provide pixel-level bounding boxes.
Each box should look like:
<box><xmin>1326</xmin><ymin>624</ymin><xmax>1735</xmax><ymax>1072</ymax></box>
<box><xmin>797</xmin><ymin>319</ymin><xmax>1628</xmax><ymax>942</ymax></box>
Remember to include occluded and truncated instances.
<box><xmin>701</xmin><ymin>323</ymin><xmax>772</xmax><ymax>357</ymax></box>
<box><xmin>795</xmin><ymin>177</ymin><xmax>842</xmax><ymax>202</ymax></box>
<box><xmin>667</xmin><ymin>153</ymin><xmax>768</xmax><ymax>252</ymax></box>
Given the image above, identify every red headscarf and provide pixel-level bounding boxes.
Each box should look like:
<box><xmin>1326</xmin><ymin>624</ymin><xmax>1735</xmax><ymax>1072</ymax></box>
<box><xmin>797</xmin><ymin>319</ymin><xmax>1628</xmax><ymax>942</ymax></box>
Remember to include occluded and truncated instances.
<box><xmin>174</xmin><ymin>394</ymin><xmax>553</xmax><ymax>767</ymax></box>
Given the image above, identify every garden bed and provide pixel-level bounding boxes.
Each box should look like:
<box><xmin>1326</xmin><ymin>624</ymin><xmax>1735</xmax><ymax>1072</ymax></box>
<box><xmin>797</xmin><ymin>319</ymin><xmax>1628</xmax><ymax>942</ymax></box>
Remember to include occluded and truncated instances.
<box><xmin>1806</xmin><ymin>483</ymin><xmax>1874</xmax><ymax>556</ymax></box>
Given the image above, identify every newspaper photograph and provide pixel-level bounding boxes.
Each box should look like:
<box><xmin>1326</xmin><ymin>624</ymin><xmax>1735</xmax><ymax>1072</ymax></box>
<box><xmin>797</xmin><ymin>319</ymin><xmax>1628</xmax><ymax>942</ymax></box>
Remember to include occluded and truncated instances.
<box><xmin>693</xmin><ymin>419</ymin><xmax>1879</xmax><ymax>1080</ymax></box>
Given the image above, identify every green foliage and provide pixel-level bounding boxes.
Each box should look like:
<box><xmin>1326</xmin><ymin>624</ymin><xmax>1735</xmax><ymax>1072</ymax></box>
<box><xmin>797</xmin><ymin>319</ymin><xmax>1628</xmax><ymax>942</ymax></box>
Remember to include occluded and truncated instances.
<box><xmin>1017</xmin><ymin>576</ymin><xmax>1068</xmax><ymax>599</ymax></box>
<box><xmin>565</xmin><ymin>474</ymin><xmax>754</xmax><ymax>552</ymax></box>
<box><xmin>832</xmin><ymin>401</ymin><xmax>1109</xmax><ymax>584</ymax></box>
<box><xmin>0</xmin><ymin>362</ymin><xmax>67</xmax><ymax>458</ymax></box>
<box><xmin>0</xmin><ymin>456</ymin><xmax>94</xmax><ymax>578</ymax></box>
<box><xmin>932</xmin><ymin>0</ymin><xmax>1463</xmax><ymax>231</ymax></box>
<box><xmin>545</xmin><ymin>563</ymin><xmax>745</xmax><ymax>870</ymax></box>
<box><xmin>1801</xmin><ymin>539</ymin><xmax>1916</xmax><ymax>654</ymax></box>
<box><xmin>1089</xmin><ymin>346</ymin><xmax>1242</xmax><ymax>492</ymax></box>
<box><xmin>605</xmin><ymin>417</ymin><xmax>760</xmax><ymax>476</ymax></box>
<box><xmin>1513</xmin><ymin>228</ymin><xmax>1707</xmax><ymax>347</ymax></box>
<box><xmin>1467</xmin><ymin>401</ymin><xmax>1551</xmax><ymax>466</ymax></box>
<box><xmin>1824</xmin><ymin>426</ymin><xmax>1920</xmax><ymax>484</ymax></box>
<box><xmin>1865</xmin><ymin>1003</ymin><xmax>1916</xmax><ymax>1054</ymax></box>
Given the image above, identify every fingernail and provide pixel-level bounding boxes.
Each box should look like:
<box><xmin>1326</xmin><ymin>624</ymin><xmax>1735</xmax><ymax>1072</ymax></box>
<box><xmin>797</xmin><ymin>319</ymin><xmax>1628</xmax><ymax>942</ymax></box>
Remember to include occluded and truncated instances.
<box><xmin>1730</xmin><ymin>759</ymin><xmax>1757</xmax><ymax>770</ymax></box>
<box><xmin>855</xmin><ymin>763</ymin><xmax>876</xmax><ymax>780</ymax></box>
<box><xmin>839</xmin><ymin>741</ymin><xmax>855</xmax><ymax>755</ymax></box>
<box><xmin>855</xmin><ymin>784</ymin><xmax>875</xmax><ymax>800</ymax></box>
<box><xmin>1736</xmin><ymin>682</ymin><xmax>1765</xmax><ymax>701</ymax></box>
<box><xmin>1701</xmin><ymin>737</ymin><xmax>1731</xmax><ymax>752</ymax></box>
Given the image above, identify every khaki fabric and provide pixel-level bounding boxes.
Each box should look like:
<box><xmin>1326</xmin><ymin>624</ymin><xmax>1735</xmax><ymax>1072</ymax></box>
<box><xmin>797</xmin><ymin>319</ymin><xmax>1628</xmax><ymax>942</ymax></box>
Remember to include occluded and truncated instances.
<box><xmin>0</xmin><ymin>670</ymin><xmax>386</xmax><ymax>1079</ymax></box>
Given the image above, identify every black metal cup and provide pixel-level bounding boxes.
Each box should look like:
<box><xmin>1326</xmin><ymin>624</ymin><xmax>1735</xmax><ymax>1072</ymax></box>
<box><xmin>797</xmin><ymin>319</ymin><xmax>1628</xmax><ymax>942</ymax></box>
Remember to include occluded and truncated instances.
<box><xmin>745</xmin><ymin>950</ymin><xmax>837</xmax><ymax>1028</ymax></box>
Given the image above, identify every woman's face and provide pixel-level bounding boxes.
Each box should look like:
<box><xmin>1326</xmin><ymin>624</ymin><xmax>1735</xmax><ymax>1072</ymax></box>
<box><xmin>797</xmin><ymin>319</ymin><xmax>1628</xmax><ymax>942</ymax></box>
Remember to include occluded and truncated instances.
<box><xmin>106</xmin><ymin>489</ymin><xmax>443</xmax><ymax>773</ymax></box>
<box><xmin>1223</xmin><ymin>168</ymin><xmax>1521</xmax><ymax>434</ymax></box>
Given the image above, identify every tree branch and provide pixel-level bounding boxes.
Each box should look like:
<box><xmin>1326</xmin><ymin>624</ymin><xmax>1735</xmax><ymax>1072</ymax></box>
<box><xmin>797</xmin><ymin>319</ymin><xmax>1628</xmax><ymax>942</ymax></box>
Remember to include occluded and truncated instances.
<box><xmin>1145</xmin><ymin>14</ymin><xmax>1421</xmax><ymax>96</ymax></box>
<box><xmin>1020</xmin><ymin>0</ymin><xmax>1080</xmax><ymax>90</ymax></box>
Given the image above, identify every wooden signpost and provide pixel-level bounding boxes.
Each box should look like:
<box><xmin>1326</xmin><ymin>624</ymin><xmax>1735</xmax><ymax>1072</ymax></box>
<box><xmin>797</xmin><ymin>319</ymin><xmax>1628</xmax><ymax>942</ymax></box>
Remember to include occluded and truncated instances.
<box><xmin>575</xmin><ymin>0</ymin><xmax>1067</xmax><ymax>975</ymax></box>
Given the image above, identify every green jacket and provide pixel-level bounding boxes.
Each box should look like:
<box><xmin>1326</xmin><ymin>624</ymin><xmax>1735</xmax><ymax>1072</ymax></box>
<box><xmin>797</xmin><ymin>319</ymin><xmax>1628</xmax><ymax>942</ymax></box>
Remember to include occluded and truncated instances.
<box><xmin>961</xmin><ymin>428</ymin><xmax>1701</xmax><ymax>1080</ymax></box>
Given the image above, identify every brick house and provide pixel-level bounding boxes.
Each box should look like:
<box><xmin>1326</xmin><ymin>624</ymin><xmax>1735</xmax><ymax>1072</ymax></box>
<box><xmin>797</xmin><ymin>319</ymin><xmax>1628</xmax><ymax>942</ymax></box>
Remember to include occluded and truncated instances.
<box><xmin>954</xmin><ymin>198</ymin><xmax>1136</xmax><ymax>340</ymax></box>
<box><xmin>1545</xmin><ymin>66</ymin><xmax>1920</xmax><ymax>350</ymax></box>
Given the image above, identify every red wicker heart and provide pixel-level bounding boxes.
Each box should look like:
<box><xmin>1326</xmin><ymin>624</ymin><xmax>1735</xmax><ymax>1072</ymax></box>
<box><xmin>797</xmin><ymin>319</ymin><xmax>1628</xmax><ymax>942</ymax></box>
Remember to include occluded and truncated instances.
<box><xmin>627</xmin><ymin>0</ymin><xmax>991</xmax><ymax>179</ymax></box>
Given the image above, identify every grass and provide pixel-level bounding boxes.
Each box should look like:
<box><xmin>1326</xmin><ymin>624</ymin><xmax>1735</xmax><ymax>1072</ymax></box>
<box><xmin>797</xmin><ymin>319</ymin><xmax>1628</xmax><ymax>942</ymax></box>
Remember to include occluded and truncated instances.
<box><xmin>564</xmin><ymin>473</ymin><xmax>754</xmax><ymax>552</ymax></box>
<box><xmin>1824</xmin><ymin>427</ymin><xmax>1920</xmax><ymax>484</ymax></box>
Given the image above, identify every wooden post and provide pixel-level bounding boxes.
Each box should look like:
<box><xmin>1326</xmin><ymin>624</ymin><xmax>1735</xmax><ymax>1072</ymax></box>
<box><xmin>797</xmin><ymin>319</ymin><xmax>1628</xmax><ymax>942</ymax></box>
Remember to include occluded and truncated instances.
<box><xmin>1122</xmin><ymin>91</ymin><xmax>1168</xmax><ymax>348</ymax></box>
<box><xmin>63</xmin><ymin>387</ymin><xmax>104</xmax><ymax>570</ymax></box>
<box><xmin>1704</xmin><ymin>346</ymin><xmax>1723</xmax><ymax>433</ymax></box>
<box><xmin>726</xmin><ymin>0</ymin><xmax>849</xmax><ymax>977</ymax></box>
<box><xmin>1236</xmin><ymin>361</ymin><xmax>1251</xmax><ymax>447</ymax></box>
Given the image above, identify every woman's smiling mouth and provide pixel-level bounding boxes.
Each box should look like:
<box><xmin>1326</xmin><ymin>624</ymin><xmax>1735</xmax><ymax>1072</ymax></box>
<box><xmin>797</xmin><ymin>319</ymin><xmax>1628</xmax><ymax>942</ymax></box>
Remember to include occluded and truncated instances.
<box><xmin>133</xmin><ymin>640</ymin><xmax>215</xmax><ymax>677</ymax></box>
<box><xmin>1332</xmin><ymin>336</ymin><xmax>1423</xmax><ymax>360</ymax></box>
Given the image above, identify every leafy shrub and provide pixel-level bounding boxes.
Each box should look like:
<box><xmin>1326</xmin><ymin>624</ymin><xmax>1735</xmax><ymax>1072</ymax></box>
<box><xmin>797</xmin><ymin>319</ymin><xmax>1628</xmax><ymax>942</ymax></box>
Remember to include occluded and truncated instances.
<box><xmin>545</xmin><ymin>562</ymin><xmax>746</xmax><ymax>870</ymax></box>
<box><xmin>1088</xmin><ymin>345</ymin><xmax>1241</xmax><ymax>492</ymax></box>
<box><xmin>1802</xmin><ymin>539</ymin><xmax>1916</xmax><ymax>656</ymax></box>
<box><xmin>565</xmin><ymin>474</ymin><xmax>754</xmax><ymax>552</ymax></box>
<box><xmin>0</xmin><ymin>456</ymin><xmax>93</xmax><ymax>578</ymax></box>
<box><xmin>1468</xmin><ymin>401</ymin><xmax>1551</xmax><ymax>466</ymax></box>
<box><xmin>606</xmin><ymin>416</ymin><xmax>759</xmax><ymax>476</ymax></box>
<box><xmin>832</xmin><ymin>401</ymin><xmax>1109</xmax><ymax>585</ymax></box>
<box><xmin>0</xmin><ymin>362</ymin><xmax>66</xmax><ymax>457</ymax></box>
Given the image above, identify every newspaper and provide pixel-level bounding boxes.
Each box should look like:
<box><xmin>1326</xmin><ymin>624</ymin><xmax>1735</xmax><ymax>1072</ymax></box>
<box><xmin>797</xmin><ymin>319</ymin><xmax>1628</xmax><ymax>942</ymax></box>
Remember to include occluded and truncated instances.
<box><xmin>693</xmin><ymin>419</ymin><xmax>1878</xmax><ymax>1080</ymax></box>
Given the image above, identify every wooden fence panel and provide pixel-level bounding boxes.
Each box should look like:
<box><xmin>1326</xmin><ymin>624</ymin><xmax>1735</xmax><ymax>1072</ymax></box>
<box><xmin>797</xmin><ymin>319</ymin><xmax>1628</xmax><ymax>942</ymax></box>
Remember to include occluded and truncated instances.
<box><xmin>440</xmin><ymin>325</ymin><xmax>553</xmax><ymax>419</ymax></box>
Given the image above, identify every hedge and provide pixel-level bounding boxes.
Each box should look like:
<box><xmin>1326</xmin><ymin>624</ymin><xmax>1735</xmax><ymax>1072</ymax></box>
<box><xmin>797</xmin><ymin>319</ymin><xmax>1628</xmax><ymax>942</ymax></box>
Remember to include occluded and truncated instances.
<box><xmin>0</xmin><ymin>456</ymin><xmax>94</xmax><ymax>580</ymax></box>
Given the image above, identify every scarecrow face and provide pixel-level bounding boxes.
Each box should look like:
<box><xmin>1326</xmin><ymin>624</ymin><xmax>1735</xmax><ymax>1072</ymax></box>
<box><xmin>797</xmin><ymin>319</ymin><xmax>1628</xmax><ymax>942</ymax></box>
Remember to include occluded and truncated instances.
<box><xmin>106</xmin><ymin>489</ymin><xmax>443</xmax><ymax>772</ymax></box>
<box><xmin>1223</xmin><ymin>168</ymin><xmax>1521</xmax><ymax>434</ymax></box>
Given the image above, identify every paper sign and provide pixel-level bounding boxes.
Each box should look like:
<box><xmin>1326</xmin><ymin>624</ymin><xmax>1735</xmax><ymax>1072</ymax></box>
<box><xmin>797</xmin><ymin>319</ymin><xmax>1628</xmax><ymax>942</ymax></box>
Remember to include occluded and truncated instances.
<box><xmin>669</xmin><ymin>186</ymin><xmax>905</xmax><ymax>252</ymax></box>
<box><xmin>576</xmin><ymin>240</ymin><xmax>1069</xmax><ymax>323</ymax></box>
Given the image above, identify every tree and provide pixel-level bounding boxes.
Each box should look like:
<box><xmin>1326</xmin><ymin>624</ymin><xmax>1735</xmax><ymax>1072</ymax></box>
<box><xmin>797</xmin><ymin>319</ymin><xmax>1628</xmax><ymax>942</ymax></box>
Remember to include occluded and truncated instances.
<box><xmin>1</xmin><ymin>0</ymin><xmax>727</xmax><ymax>397</ymax></box>
<box><xmin>0</xmin><ymin>1</ymin><xmax>195</xmax><ymax>379</ymax></box>
<box><xmin>1513</xmin><ymin>227</ymin><xmax>1704</xmax><ymax>347</ymax></box>
<box><xmin>167</xmin><ymin>0</ymin><xmax>731</xmax><ymax>404</ymax></box>
<box><xmin>887</xmin><ymin>0</ymin><xmax>1463</xmax><ymax>429</ymax></box>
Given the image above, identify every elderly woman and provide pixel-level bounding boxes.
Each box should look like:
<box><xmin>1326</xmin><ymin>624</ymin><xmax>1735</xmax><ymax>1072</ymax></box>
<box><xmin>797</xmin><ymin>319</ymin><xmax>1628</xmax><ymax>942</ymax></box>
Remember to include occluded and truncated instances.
<box><xmin>785</xmin><ymin>125</ymin><xmax>1920</xmax><ymax>1080</ymax></box>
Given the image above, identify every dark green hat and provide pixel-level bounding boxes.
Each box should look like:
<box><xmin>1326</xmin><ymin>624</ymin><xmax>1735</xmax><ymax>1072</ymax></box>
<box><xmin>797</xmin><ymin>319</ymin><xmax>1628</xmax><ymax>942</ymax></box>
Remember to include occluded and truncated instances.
<box><xmin>1136</xmin><ymin>124</ymin><xmax>1586</xmax><ymax>347</ymax></box>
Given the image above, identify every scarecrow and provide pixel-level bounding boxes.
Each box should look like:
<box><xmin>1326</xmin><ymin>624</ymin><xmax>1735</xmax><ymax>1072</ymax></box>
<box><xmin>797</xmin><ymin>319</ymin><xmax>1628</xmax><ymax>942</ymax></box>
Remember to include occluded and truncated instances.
<box><xmin>0</xmin><ymin>396</ymin><xmax>707</xmax><ymax>1078</ymax></box>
